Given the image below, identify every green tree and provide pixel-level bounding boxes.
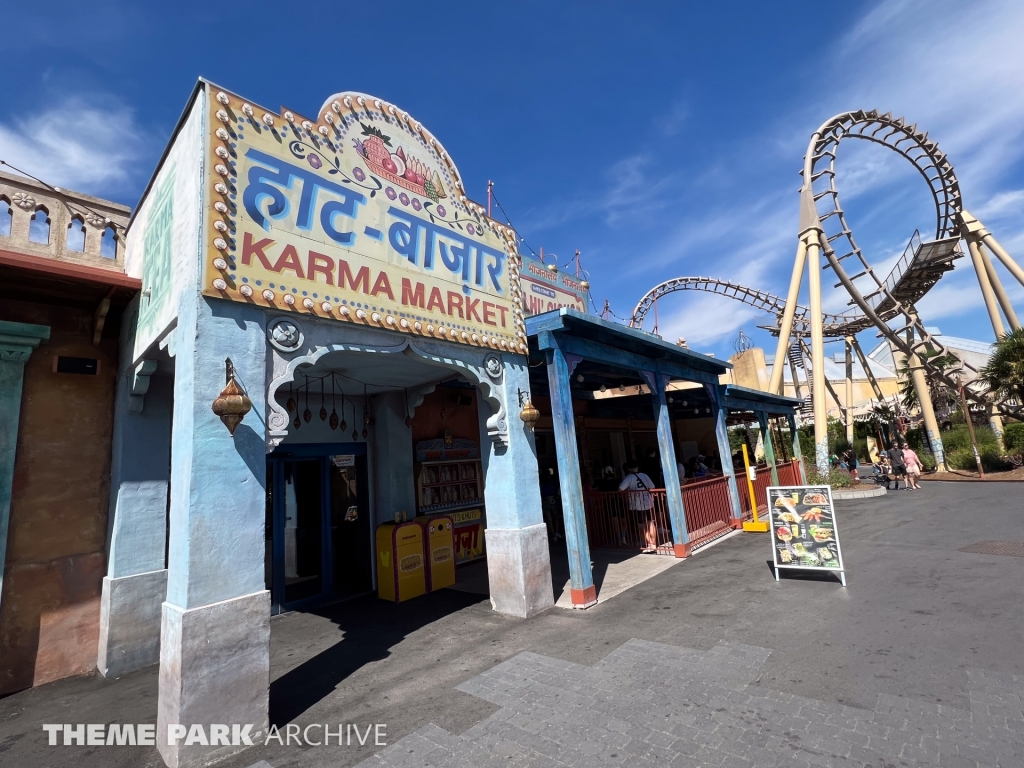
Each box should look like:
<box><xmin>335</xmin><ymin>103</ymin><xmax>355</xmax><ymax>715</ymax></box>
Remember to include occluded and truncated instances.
<box><xmin>981</xmin><ymin>328</ymin><xmax>1024</xmax><ymax>404</ymax></box>
<box><xmin>897</xmin><ymin>348</ymin><xmax>961</xmax><ymax>415</ymax></box>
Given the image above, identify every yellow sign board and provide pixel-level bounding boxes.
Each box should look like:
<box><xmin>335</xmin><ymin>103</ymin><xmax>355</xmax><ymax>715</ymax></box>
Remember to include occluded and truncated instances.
<box><xmin>201</xmin><ymin>85</ymin><xmax>527</xmax><ymax>352</ymax></box>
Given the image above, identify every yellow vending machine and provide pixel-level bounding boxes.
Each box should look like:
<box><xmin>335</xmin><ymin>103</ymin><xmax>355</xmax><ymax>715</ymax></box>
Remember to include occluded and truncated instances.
<box><xmin>375</xmin><ymin>522</ymin><xmax>426</xmax><ymax>602</ymax></box>
<box><xmin>418</xmin><ymin>516</ymin><xmax>456</xmax><ymax>592</ymax></box>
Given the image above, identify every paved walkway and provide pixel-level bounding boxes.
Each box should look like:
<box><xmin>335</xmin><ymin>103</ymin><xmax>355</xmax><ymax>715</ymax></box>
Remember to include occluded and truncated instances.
<box><xmin>2</xmin><ymin>482</ymin><xmax>1023</xmax><ymax>768</ymax></box>
<box><xmin>363</xmin><ymin>639</ymin><xmax>1024</xmax><ymax>768</ymax></box>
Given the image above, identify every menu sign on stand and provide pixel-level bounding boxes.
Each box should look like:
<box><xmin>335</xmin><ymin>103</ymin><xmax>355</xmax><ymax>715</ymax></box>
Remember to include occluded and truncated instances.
<box><xmin>766</xmin><ymin>485</ymin><xmax>846</xmax><ymax>587</ymax></box>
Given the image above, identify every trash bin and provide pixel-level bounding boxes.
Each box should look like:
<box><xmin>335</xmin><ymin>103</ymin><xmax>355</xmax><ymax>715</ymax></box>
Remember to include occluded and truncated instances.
<box><xmin>375</xmin><ymin>522</ymin><xmax>425</xmax><ymax>602</ymax></box>
<box><xmin>417</xmin><ymin>515</ymin><xmax>455</xmax><ymax>592</ymax></box>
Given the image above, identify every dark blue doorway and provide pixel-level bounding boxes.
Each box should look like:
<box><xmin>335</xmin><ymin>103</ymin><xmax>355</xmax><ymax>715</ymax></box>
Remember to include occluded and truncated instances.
<box><xmin>266</xmin><ymin>443</ymin><xmax>372</xmax><ymax>614</ymax></box>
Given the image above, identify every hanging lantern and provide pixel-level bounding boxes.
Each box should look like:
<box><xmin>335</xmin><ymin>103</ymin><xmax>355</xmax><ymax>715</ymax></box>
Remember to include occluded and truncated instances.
<box><xmin>320</xmin><ymin>406</ymin><xmax>328</xmax><ymax>421</ymax></box>
<box><xmin>294</xmin><ymin>416</ymin><xmax>301</xmax><ymax>429</ymax></box>
<box><xmin>319</xmin><ymin>378</ymin><xmax>327</xmax><ymax>421</ymax></box>
<box><xmin>362</xmin><ymin>427</ymin><xmax>368</xmax><ymax>438</ymax></box>
<box><xmin>329</xmin><ymin>374</ymin><xmax>339</xmax><ymax>429</ymax></box>
<box><xmin>516</xmin><ymin>387</ymin><xmax>539</xmax><ymax>430</ymax></box>
<box><xmin>303</xmin><ymin>408</ymin><xmax>312</xmax><ymax>423</ymax></box>
<box><xmin>211</xmin><ymin>360</ymin><xmax>252</xmax><ymax>436</ymax></box>
<box><xmin>405</xmin><ymin>416</ymin><xmax>413</xmax><ymax>428</ymax></box>
<box><xmin>519</xmin><ymin>400</ymin><xmax>540</xmax><ymax>429</ymax></box>
<box><xmin>352</xmin><ymin>429</ymin><xmax>359</xmax><ymax>441</ymax></box>
<box><xmin>340</xmin><ymin>392</ymin><xmax>348</xmax><ymax>432</ymax></box>
<box><xmin>286</xmin><ymin>394</ymin><xmax>297</xmax><ymax>412</ymax></box>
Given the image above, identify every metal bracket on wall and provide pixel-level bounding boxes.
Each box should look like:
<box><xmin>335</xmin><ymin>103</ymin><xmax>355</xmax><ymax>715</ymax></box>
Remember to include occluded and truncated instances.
<box><xmin>127</xmin><ymin>359</ymin><xmax>158</xmax><ymax>414</ymax></box>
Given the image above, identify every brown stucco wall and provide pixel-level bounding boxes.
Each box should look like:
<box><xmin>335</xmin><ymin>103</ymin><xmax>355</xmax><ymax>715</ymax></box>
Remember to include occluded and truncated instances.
<box><xmin>0</xmin><ymin>298</ymin><xmax>117</xmax><ymax>694</ymax></box>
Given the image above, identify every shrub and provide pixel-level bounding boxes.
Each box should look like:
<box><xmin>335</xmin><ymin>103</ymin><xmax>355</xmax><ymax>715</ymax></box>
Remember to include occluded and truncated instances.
<box><xmin>853</xmin><ymin>437</ymin><xmax>869</xmax><ymax>463</ymax></box>
<box><xmin>940</xmin><ymin>425</ymin><xmax>998</xmax><ymax>454</ymax></box>
<box><xmin>919</xmin><ymin>453</ymin><xmax>936</xmax><ymax>472</ymax></box>
<box><xmin>905</xmin><ymin>427</ymin><xmax>926</xmax><ymax>452</ymax></box>
<box><xmin>1003</xmin><ymin>422</ymin><xmax>1024</xmax><ymax>455</ymax></box>
<box><xmin>807</xmin><ymin>468</ymin><xmax>856</xmax><ymax>488</ymax></box>
<box><xmin>946</xmin><ymin>448</ymin><xmax>1009</xmax><ymax>473</ymax></box>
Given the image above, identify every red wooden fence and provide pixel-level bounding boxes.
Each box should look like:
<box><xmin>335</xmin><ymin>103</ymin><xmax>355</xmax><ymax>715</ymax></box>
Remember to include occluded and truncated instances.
<box><xmin>582</xmin><ymin>460</ymin><xmax>805</xmax><ymax>556</ymax></box>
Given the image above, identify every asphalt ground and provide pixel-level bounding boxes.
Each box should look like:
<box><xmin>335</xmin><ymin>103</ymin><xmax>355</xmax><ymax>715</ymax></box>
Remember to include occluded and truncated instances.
<box><xmin>1</xmin><ymin>481</ymin><xmax>1022</xmax><ymax>767</ymax></box>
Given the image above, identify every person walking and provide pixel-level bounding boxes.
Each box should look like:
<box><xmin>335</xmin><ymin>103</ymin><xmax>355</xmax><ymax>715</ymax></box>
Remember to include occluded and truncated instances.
<box><xmin>842</xmin><ymin>448</ymin><xmax>860</xmax><ymax>481</ymax></box>
<box><xmin>886</xmin><ymin>444</ymin><xmax>908</xmax><ymax>491</ymax></box>
<box><xmin>618</xmin><ymin>461</ymin><xmax>658</xmax><ymax>552</ymax></box>
<box><xmin>902</xmin><ymin>442</ymin><xmax>923</xmax><ymax>490</ymax></box>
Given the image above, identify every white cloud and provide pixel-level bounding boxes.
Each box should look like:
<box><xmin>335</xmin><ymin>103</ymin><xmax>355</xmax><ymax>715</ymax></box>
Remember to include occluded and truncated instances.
<box><xmin>654</xmin><ymin>98</ymin><xmax>689</xmax><ymax>137</ymax></box>
<box><xmin>0</xmin><ymin>94</ymin><xmax>149</xmax><ymax>197</ymax></box>
<box><xmin>975</xmin><ymin>189</ymin><xmax>1024</xmax><ymax>222</ymax></box>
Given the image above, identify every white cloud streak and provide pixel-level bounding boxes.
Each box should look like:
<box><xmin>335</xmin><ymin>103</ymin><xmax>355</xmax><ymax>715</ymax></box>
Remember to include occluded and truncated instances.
<box><xmin>0</xmin><ymin>95</ymin><xmax>149</xmax><ymax>197</ymax></box>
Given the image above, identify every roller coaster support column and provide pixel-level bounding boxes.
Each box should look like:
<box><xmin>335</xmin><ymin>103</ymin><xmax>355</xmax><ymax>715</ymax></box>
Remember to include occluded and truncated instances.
<box><xmin>963</xmin><ymin>210</ymin><xmax>1024</xmax><ymax>292</ymax></box>
<box><xmin>966</xmin><ymin>234</ymin><xmax>1007</xmax><ymax>338</ymax></box>
<box><xmin>768</xmin><ymin>239</ymin><xmax>809</xmax><ymax>395</ymax></box>
<box><xmin>963</xmin><ymin>231</ymin><xmax>1009</xmax><ymax>449</ymax></box>
<box><xmin>805</xmin><ymin>228</ymin><xmax>829</xmax><ymax>474</ymax></box>
<box><xmin>844</xmin><ymin>337</ymin><xmax>854</xmax><ymax>448</ymax></box>
<box><xmin>981</xmin><ymin>247</ymin><xmax>1021</xmax><ymax>332</ymax></box>
<box><xmin>905</xmin><ymin>318</ymin><xmax>947</xmax><ymax>472</ymax></box>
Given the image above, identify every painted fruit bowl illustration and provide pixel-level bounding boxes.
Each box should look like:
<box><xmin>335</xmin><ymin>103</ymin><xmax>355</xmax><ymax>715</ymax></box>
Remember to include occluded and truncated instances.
<box><xmin>354</xmin><ymin>122</ymin><xmax>447</xmax><ymax>202</ymax></box>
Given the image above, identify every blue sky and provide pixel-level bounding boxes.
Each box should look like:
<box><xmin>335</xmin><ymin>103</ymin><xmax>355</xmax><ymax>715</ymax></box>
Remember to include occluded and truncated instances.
<box><xmin>3</xmin><ymin>0</ymin><xmax>1023</xmax><ymax>361</ymax></box>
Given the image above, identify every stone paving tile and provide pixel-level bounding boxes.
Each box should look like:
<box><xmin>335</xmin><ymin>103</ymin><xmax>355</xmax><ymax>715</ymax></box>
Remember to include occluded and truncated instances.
<box><xmin>357</xmin><ymin>639</ymin><xmax>1024</xmax><ymax>768</ymax></box>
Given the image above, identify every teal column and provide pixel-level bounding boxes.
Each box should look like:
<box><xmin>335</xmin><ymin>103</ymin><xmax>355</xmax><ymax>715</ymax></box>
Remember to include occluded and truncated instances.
<box><xmin>539</xmin><ymin>331</ymin><xmax>595</xmax><ymax>608</ymax></box>
<box><xmin>787</xmin><ymin>413</ymin><xmax>807</xmax><ymax>483</ymax></box>
<box><xmin>0</xmin><ymin>321</ymin><xmax>50</xmax><ymax>617</ymax></box>
<box><xmin>478</xmin><ymin>358</ymin><xmax>554</xmax><ymax>618</ymax></box>
<box><xmin>157</xmin><ymin>298</ymin><xmax>270</xmax><ymax>768</ymax></box>
<box><xmin>756</xmin><ymin>411</ymin><xmax>780</xmax><ymax>486</ymax></box>
<box><xmin>646</xmin><ymin>373</ymin><xmax>690</xmax><ymax>556</ymax></box>
<box><xmin>709</xmin><ymin>385</ymin><xmax>743</xmax><ymax>526</ymax></box>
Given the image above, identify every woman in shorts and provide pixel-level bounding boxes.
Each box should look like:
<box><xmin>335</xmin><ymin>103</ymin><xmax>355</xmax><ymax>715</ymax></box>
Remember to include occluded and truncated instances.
<box><xmin>902</xmin><ymin>442</ymin><xmax>923</xmax><ymax>490</ymax></box>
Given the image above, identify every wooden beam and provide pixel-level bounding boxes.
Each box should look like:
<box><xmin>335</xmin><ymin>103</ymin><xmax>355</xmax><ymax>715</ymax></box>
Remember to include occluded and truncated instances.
<box><xmin>535</xmin><ymin>330</ymin><xmax>722</xmax><ymax>386</ymax></box>
<box><xmin>0</xmin><ymin>247</ymin><xmax>141</xmax><ymax>290</ymax></box>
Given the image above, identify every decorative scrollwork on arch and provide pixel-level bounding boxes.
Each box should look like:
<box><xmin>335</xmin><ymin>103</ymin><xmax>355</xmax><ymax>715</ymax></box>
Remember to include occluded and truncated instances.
<box><xmin>265</xmin><ymin>335</ymin><xmax>509</xmax><ymax>451</ymax></box>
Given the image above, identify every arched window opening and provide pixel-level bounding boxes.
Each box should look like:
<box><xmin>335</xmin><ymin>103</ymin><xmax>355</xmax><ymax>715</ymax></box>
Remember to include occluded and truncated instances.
<box><xmin>29</xmin><ymin>206</ymin><xmax>51</xmax><ymax>245</ymax></box>
<box><xmin>100</xmin><ymin>224</ymin><xmax>118</xmax><ymax>259</ymax></box>
<box><xmin>0</xmin><ymin>196</ymin><xmax>11</xmax><ymax>237</ymax></box>
<box><xmin>66</xmin><ymin>216</ymin><xmax>86</xmax><ymax>252</ymax></box>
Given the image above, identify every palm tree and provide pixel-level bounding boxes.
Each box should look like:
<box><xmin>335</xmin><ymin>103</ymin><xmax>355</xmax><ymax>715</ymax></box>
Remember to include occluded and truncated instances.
<box><xmin>897</xmin><ymin>348</ymin><xmax>961</xmax><ymax>418</ymax></box>
<box><xmin>981</xmin><ymin>328</ymin><xmax>1024</xmax><ymax>404</ymax></box>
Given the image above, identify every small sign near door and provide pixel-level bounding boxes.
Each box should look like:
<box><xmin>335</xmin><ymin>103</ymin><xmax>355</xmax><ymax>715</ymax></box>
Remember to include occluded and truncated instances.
<box><xmin>331</xmin><ymin>455</ymin><xmax>356</xmax><ymax>467</ymax></box>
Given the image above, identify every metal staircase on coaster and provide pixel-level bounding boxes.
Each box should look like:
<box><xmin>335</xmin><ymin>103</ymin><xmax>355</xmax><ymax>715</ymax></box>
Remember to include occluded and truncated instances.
<box><xmin>629</xmin><ymin>110</ymin><xmax>1024</xmax><ymax>422</ymax></box>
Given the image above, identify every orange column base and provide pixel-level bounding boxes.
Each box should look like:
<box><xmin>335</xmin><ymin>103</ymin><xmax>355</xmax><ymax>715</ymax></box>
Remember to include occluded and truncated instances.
<box><xmin>730</xmin><ymin>518</ymin><xmax>745</xmax><ymax>530</ymax></box>
<box><xmin>673</xmin><ymin>543</ymin><xmax>691</xmax><ymax>558</ymax></box>
<box><xmin>570</xmin><ymin>585</ymin><xmax>598</xmax><ymax>608</ymax></box>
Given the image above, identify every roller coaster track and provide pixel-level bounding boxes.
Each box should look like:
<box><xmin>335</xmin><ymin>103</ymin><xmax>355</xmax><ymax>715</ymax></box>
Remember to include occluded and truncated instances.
<box><xmin>630</xmin><ymin>109</ymin><xmax>1020</xmax><ymax>418</ymax></box>
<box><xmin>630</xmin><ymin>276</ymin><xmax>864</xmax><ymax>338</ymax></box>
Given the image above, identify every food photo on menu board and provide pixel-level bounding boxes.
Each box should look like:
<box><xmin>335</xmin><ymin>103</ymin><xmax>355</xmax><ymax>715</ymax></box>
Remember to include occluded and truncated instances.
<box><xmin>767</xmin><ymin>486</ymin><xmax>845</xmax><ymax>574</ymax></box>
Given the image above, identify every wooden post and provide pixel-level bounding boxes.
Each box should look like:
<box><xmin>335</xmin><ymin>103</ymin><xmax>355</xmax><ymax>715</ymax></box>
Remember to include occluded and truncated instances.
<box><xmin>957</xmin><ymin>381</ymin><xmax>985</xmax><ymax>479</ymax></box>
<box><xmin>709</xmin><ymin>386</ymin><xmax>744</xmax><ymax>527</ymax></box>
<box><xmin>787</xmin><ymin>413</ymin><xmax>807</xmax><ymax>483</ymax></box>
<box><xmin>647</xmin><ymin>373</ymin><xmax>690</xmax><ymax>557</ymax></box>
<box><xmin>543</xmin><ymin>337</ymin><xmax>596</xmax><ymax>607</ymax></box>
<box><xmin>756</xmin><ymin>410</ymin><xmax>780</xmax><ymax>486</ymax></box>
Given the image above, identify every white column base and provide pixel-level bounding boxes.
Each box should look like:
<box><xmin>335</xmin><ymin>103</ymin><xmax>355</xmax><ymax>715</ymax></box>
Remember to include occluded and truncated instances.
<box><xmin>97</xmin><ymin>569</ymin><xmax>167</xmax><ymax>677</ymax></box>
<box><xmin>485</xmin><ymin>524</ymin><xmax>554</xmax><ymax>618</ymax></box>
<box><xmin>157</xmin><ymin>590</ymin><xmax>270</xmax><ymax>768</ymax></box>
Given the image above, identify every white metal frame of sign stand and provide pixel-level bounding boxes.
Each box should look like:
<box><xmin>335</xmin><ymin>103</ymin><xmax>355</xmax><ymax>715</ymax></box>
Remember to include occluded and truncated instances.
<box><xmin>767</xmin><ymin>485</ymin><xmax>846</xmax><ymax>587</ymax></box>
